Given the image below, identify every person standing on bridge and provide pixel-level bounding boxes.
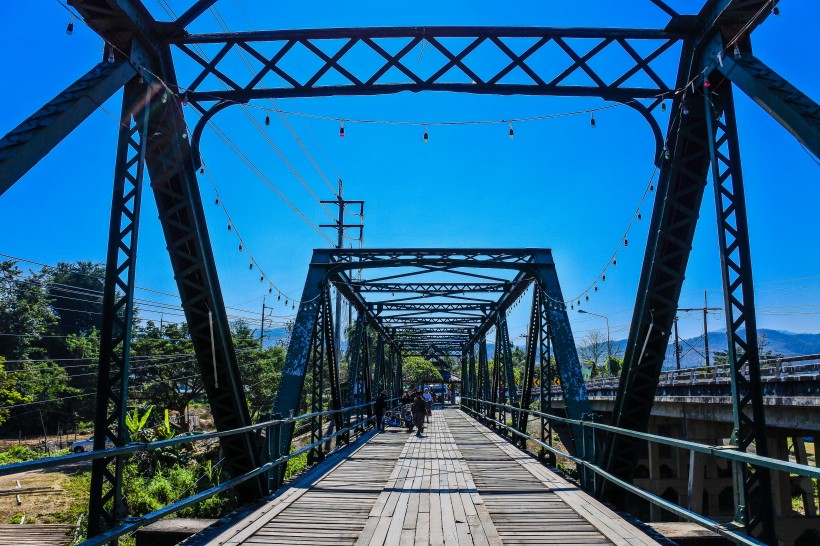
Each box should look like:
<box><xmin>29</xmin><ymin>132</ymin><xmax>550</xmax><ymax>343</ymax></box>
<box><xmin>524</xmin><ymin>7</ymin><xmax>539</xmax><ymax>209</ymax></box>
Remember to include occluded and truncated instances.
<box><xmin>374</xmin><ymin>390</ymin><xmax>388</xmax><ymax>432</ymax></box>
<box><xmin>423</xmin><ymin>388</ymin><xmax>433</xmax><ymax>423</ymax></box>
<box><xmin>412</xmin><ymin>392</ymin><xmax>426</xmax><ymax>437</ymax></box>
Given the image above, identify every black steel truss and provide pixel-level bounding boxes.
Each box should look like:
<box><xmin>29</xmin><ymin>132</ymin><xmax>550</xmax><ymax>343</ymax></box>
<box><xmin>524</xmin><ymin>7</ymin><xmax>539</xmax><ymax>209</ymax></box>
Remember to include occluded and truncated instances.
<box><xmin>704</xmin><ymin>82</ymin><xmax>774</xmax><ymax>540</ymax></box>
<box><xmin>174</xmin><ymin>26</ymin><xmax>680</xmax><ymax>106</ymax></box>
<box><xmin>0</xmin><ymin>2</ymin><xmax>812</xmax><ymax>539</ymax></box>
<box><xmin>274</xmin><ymin>248</ymin><xmax>590</xmax><ymax>462</ymax></box>
<box><xmin>88</xmin><ymin>80</ymin><xmax>147</xmax><ymax>535</ymax></box>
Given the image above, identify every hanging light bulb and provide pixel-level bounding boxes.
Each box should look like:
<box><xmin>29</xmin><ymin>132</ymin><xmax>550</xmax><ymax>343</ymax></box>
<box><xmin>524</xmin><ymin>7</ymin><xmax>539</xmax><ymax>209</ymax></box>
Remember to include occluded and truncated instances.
<box><xmin>182</xmin><ymin>92</ymin><xmax>188</xmax><ymax>106</ymax></box>
<box><xmin>269</xmin><ymin>286</ymin><xmax>273</xmax><ymax>294</ymax></box>
<box><xmin>285</xmin><ymin>299</ymin><xmax>289</xmax><ymax>306</ymax></box>
<box><xmin>249</xmin><ymin>263</ymin><xmax>253</xmax><ymax>270</ymax></box>
<box><xmin>260</xmin><ymin>275</ymin><xmax>264</xmax><ymax>283</ymax></box>
<box><xmin>772</xmin><ymin>5</ymin><xmax>780</xmax><ymax>15</ymax></box>
<box><xmin>585</xmin><ymin>295</ymin><xmax>589</xmax><ymax>302</ymax></box>
<box><xmin>571</xmin><ymin>304</ymin><xmax>574</xmax><ymax>310</ymax></box>
<box><xmin>200</xmin><ymin>167</ymin><xmax>205</xmax><ymax>174</ymax></box>
<box><xmin>339</xmin><ymin>120</ymin><xmax>345</xmax><ymax>138</ymax></box>
<box><xmin>650</xmin><ymin>183</ymin><xmax>655</xmax><ymax>192</ymax></box>
<box><xmin>733</xmin><ymin>44</ymin><xmax>741</xmax><ymax>59</ymax></box>
<box><xmin>292</xmin><ymin>303</ymin><xmax>295</xmax><ymax>310</ymax></box>
<box><xmin>663</xmin><ymin>146</ymin><xmax>670</xmax><ymax>160</ymax></box>
<box><xmin>423</xmin><ymin>125</ymin><xmax>429</xmax><ymax>143</ymax></box>
<box><xmin>577</xmin><ymin>299</ymin><xmax>581</xmax><ymax>306</ymax></box>
<box><xmin>624</xmin><ymin>238</ymin><xmax>629</xmax><ymax>247</ymax></box>
<box><xmin>602</xmin><ymin>274</ymin><xmax>606</xmax><ymax>282</ymax></box>
<box><xmin>227</xmin><ymin>223</ymin><xmax>232</xmax><ymax>232</ymax></box>
<box><xmin>107</xmin><ymin>47</ymin><xmax>115</xmax><ymax>64</ymax></box>
<box><xmin>660</xmin><ymin>99</ymin><xmax>666</xmax><ymax>112</ymax></box>
<box><xmin>613</xmin><ymin>258</ymin><xmax>617</xmax><ymax>267</ymax></box>
<box><xmin>162</xmin><ymin>92</ymin><xmax>168</xmax><ymax>104</ymax></box>
<box><xmin>265</xmin><ymin>114</ymin><xmax>270</xmax><ymax>126</ymax></box>
<box><xmin>66</xmin><ymin>16</ymin><xmax>74</xmax><ymax>35</ymax></box>
<box><xmin>682</xmin><ymin>103</ymin><xmax>690</xmax><ymax>116</ymax></box>
<box><xmin>638</xmin><ymin>211</ymin><xmax>642</xmax><ymax>220</ymax></box>
<box><xmin>214</xmin><ymin>197</ymin><xmax>219</xmax><ymax>205</ymax></box>
<box><xmin>594</xmin><ymin>286</ymin><xmax>598</xmax><ymax>292</ymax></box>
<box><xmin>508</xmin><ymin>122</ymin><xmax>514</xmax><ymax>140</ymax></box>
<box><xmin>278</xmin><ymin>293</ymin><xmax>281</xmax><ymax>301</ymax></box>
<box><xmin>181</xmin><ymin>132</ymin><xmax>187</xmax><ymax>139</ymax></box>
<box><xmin>238</xmin><ymin>243</ymin><xmax>243</xmax><ymax>252</ymax></box>
<box><xmin>590</xmin><ymin>113</ymin><xmax>596</xmax><ymax>128</ymax></box>
<box><xmin>703</xmin><ymin>77</ymin><xmax>711</xmax><ymax>88</ymax></box>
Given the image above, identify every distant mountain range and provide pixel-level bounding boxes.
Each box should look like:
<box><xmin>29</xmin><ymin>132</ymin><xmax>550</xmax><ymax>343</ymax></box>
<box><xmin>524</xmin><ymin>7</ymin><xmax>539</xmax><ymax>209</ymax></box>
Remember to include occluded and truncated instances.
<box><xmin>280</xmin><ymin>327</ymin><xmax>820</xmax><ymax>370</ymax></box>
<box><xmin>583</xmin><ymin>328</ymin><xmax>820</xmax><ymax>369</ymax></box>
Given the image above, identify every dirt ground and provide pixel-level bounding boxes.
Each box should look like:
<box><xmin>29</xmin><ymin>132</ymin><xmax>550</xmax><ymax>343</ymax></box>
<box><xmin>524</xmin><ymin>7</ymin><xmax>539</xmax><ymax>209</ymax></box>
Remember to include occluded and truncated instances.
<box><xmin>0</xmin><ymin>467</ymin><xmax>80</xmax><ymax>524</ymax></box>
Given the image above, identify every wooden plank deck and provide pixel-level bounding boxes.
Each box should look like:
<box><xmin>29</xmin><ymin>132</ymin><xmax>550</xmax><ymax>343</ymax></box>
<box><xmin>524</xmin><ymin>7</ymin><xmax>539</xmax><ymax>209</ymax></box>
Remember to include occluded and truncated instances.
<box><xmin>201</xmin><ymin>409</ymin><xmax>659</xmax><ymax>546</ymax></box>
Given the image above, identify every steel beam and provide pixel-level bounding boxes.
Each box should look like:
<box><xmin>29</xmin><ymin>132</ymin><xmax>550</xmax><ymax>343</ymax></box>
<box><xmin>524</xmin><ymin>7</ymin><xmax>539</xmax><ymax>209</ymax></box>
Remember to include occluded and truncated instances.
<box><xmin>718</xmin><ymin>54</ymin><xmax>820</xmax><ymax>158</ymax></box>
<box><xmin>274</xmin><ymin>254</ymin><xmax>327</xmax><ymax>460</ymax></box>
<box><xmin>88</xmin><ymin>79</ymin><xmax>148</xmax><ymax>537</ymax></box>
<box><xmin>0</xmin><ymin>61</ymin><xmax>136</xmax><ymax>194</ymax></box>
<box><xmin>704</xmin><ymin>82</ymin><xmax>775</xmax><ymax>542</ymax></box>
<box><xmin>70</xmin><ymin>0</ymin><xmax>265</xmax><ymax>502</ymax></box>
<box><xmin>603</xmin><ymin>38</ymin><xmax>712</xmax><ymax>495</ymax></box>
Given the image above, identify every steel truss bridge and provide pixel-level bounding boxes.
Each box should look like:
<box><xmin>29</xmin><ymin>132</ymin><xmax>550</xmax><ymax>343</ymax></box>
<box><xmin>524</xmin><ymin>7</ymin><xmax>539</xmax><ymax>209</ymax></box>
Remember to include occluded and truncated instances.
<box><xmin>0</xmin><ymin>0</ymin><xmax>818</xmax><ymax>545</ymax></box>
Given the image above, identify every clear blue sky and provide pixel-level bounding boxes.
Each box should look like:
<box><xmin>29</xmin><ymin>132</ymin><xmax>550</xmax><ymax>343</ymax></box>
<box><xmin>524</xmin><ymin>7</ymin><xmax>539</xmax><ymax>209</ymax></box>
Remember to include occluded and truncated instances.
<box><xmin>1</xmin><ymin>0</ymin><xmax>818</xmax><ymax>345</ymax></box>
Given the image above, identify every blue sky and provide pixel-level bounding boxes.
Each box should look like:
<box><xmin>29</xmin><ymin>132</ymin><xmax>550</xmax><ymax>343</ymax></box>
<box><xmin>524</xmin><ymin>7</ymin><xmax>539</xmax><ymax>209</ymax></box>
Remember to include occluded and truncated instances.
<box><xmin>0</xmin><ymin>0</ymin><xmax>818</xmax><ymax>345</ymax></box>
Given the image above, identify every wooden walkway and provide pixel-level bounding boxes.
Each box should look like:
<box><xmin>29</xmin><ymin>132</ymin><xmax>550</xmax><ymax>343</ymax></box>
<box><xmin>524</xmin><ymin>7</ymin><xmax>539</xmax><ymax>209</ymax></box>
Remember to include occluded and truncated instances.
<box><xmin>199</xmin><ymin>408</ymin><xmax>659</xmax><ymax>546</ymax></box>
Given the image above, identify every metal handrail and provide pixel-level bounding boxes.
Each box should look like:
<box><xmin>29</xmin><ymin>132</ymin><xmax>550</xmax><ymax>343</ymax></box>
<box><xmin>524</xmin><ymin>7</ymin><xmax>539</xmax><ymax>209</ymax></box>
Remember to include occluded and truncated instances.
<box><xmin>0</xmin><ymin>398</ymin><xmax>398</xmax><ymax>545</ymax></box>
<box><xmin>461</xmin><ymin>396</ymin><xmax>819</xmax><ymax>546</ymax></box>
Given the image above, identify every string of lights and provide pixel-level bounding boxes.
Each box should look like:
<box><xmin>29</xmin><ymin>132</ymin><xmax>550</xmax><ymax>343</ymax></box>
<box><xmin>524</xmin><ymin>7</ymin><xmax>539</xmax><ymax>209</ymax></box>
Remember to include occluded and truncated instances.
<box><xmin>209</xmin><ymin>4</ymin><xmax>340</xmax><ymax>197</ymax></box>
<box><xmin>49</xmin><ymin>0</ymin><xmax>792</xmax><ymax>317</ymax></box>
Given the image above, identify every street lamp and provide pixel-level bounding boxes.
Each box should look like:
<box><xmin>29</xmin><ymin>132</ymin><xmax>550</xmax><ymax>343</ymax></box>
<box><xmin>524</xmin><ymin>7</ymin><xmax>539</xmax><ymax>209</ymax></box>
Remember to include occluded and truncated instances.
<box><xmin>577</xmin><ymin>309</ymin><xmax>611</xmax><ymax>376</ymax></box>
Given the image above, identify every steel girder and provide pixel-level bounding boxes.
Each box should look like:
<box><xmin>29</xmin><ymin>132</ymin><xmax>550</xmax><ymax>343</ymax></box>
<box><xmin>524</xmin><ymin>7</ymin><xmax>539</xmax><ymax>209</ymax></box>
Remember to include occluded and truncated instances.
<box><xmin>353</xmin><ymin>282</ymin><xmax>509</xmax><ymax>294</ymax></box>
<box><xmin>0</xmin><ymin>61</ymin><xmax>137</xmax><ymax>194</ymax></box>
<box><xmin>88</xmin><ymin>80</ymin><xmax>148</xmax><ymax>535</ymax></box>
<box><xmin>605</xmin><ymin>1</ymin><xmax>782</xmax><ymax>537</ymax></box>
<box><xmin>275</xmin><ymin>248</ymin><xmax>589</xmax><ymax>456</ymax></box>
<box><xmin>704</xmin><ymin>82</ymin><xmax>774</xmax><ymax>541</ymax></box>
<box><xmin>172</xmin><ymin>26</ymin><xmax>679</xmax><ymax>106</ymax></box>
<box><xmin>517</xmin><ymin>287</ymin><xmax>541</xmax><ymax>440</ymax></box>
<box><xmin>717</xmin><ymin>54</ymin><xmax>820</xmax><ymax>158</ymax></box>
<box><xmin>62</xmin><ymin>0</ymin><xmax>266</xmax><ymax>511</ymax></box>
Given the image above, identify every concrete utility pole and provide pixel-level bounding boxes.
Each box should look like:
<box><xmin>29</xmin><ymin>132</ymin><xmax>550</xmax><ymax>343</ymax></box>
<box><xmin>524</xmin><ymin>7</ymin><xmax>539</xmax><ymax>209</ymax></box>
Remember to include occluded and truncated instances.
<box><xmin>320</xmin><ymin>180</ymin><xmax>364</xmax><ymax>359</ymax></box>
<box><xmin>677</xmin><ymin>296</ymin><xmax>722</xmax><ymax>367</ymax></box>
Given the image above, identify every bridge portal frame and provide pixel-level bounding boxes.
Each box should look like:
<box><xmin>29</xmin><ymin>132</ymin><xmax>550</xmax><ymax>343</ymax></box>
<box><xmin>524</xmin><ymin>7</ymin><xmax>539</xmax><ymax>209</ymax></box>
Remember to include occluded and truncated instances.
<box><xmin>0</xmin><ymin>0</ymin><xmax>816</xmax><ymax>541</ymax></box>
<box><xmin>274</xmin><ymin>248</ymin><xmax>591</xmax><ymax>473</ymax></box>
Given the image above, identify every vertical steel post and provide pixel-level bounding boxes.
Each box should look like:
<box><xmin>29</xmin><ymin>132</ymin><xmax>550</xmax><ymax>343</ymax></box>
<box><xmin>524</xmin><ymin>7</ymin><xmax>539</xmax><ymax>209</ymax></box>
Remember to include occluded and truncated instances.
<box><xmin>704</xmin><ymin>83</ymin><xmax>775</xmax><ymax>542</ymax></box>
<box><xmin>479</xmin><ymin>337</ymin><xmax>490</xmax><ymax>417</ymax></box>
<box><xmin>468</xmin><ymin>345</ymin><xmax>477</xmax><ymax>411</ymax></box>
<box><xmin>88</xmin><ymin>80</ymin><xmax>149</xmax><ymax>538</ymax></box>
<box><xmin>519</xmin><ymin>288</ymin><xmax>540</xmax><ymax>440</ymax></box>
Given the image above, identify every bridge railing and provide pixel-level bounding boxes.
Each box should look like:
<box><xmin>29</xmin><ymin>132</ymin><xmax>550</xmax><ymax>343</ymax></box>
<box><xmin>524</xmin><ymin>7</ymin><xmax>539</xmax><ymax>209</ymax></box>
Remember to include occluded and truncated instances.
<box><xmin>543</xmin><ymin>353</ymin><xmax>820</xmax><ymax>394</ymax></box>
<box><xmin>0</xmin><ymin>399</ymin><xmax>398</xmax><ymax>545</ymax></box>
<box><xmin>461</xmin><ymin>397</ymin><xmax>819</xmax><ymax>546</ymax></box>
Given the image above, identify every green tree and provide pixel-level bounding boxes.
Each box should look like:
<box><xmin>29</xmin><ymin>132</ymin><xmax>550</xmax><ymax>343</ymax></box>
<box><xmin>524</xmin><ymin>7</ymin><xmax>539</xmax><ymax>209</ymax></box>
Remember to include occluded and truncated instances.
<box><xmin>402</xmin><ymin>356</ymin><xmax>442</xmax><ymax>387</ymax></box>
<box><xmin>42</xmin><ymin>261</ymin><xmax>105</xmax><ymax>337</ymax></box>
<box><xmin>130</xmin><ymin>321</ymin><xmax>201</xmax><ymax>417</ymax></box>
<box><xmin>0</xmin><ymin>357</ymin><xmax>29</xmax><ymax>426</ymax></box>
<box><xmin>0</xmin><ymin>260</ymin><xmax>57</xmax><ymax>360</ymax></box>
<box><xmin>233</xmin><ymin>321</ymin><xmax>285</xmax><ymax>420</ymax></box>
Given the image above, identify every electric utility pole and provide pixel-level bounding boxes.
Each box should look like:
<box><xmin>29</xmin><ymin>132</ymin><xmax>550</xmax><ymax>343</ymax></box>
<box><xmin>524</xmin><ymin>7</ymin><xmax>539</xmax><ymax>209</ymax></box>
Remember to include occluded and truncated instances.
<box><xmin>678</xmin><ymin>295</ymin><xmax>722</xmax><ymax>368</ymax></box>
<box><xmin>260</xmin><ymin>296</ymin><xmax>266</xmax><ymax>348</ymax></box>
<box><xmin>321</xmin><ymin>180</ymin><xmax>364</xmax><ymax>359</ymax></box>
